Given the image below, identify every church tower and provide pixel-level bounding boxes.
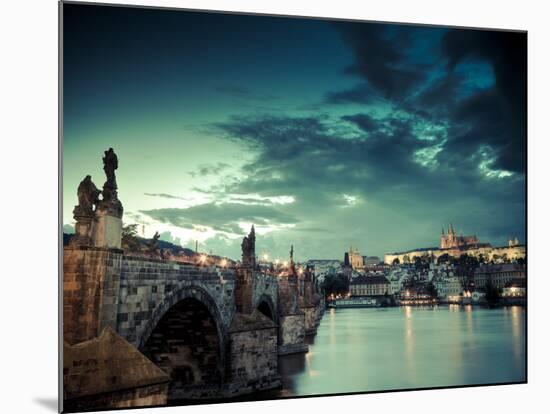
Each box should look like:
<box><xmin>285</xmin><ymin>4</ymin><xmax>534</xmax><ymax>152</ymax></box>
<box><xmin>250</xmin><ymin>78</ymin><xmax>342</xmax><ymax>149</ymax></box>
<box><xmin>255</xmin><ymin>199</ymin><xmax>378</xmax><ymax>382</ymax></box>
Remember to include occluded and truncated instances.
<box><xmin>448</xmin><ymin>223</ymin><xmax>456</xmax><ymax>247</ymax></box>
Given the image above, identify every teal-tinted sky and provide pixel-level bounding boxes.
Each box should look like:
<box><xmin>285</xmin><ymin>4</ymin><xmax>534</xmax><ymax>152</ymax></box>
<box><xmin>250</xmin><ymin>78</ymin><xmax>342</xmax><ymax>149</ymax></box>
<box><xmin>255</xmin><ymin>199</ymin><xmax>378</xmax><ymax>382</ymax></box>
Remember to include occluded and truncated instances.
<box><xmin>63</xmin><ymin>3</ymin><xmax>526</xmax><ymax>261</ymax></box>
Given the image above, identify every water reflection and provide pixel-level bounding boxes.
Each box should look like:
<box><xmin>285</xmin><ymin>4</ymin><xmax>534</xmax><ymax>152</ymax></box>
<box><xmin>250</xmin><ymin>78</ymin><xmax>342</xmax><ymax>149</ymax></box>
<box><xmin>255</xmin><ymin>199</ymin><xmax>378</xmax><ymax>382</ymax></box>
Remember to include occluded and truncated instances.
<box><xmin>271</xmin><ymin>306</ymin><xmax>526</xmax><ymax>398</ymax></box>
<box><xmin>508</xmin><ymin>306</ymin><xmax>525</xmax><ymax>373</ymax></box>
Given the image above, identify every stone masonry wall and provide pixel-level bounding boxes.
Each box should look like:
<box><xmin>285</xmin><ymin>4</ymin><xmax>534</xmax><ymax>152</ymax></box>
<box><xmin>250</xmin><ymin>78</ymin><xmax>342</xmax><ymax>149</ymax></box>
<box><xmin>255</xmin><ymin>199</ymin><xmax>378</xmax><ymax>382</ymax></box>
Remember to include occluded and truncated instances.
<box><xmin>278</xmin><ymin>314</ymin><xmax>307</xmax><ymax>355</ymax></box>
<box><xmin>277</xmin><ymin>273</ymin><xmax>307</xmax><ymax>354</ymax></box>
<box><xmin>63</xmin><ymin>247</ymin><xmax>122</xmax><ymax>345</ymax></box>
<box><xmin>64</xmin><ymin>383</ymin><xmax>169</xmax><ymax>413</ymax></box>
<box><xmin>234</xmin><ymin>267</ymin><xmax>254</xmax><ymax>314</ymax></box>
<box><xmin>63</xmin><ymin>326</ymin><xmax>169</xmax><ymax>412</ymax></box>
<box><xmin>314</xmin><ymin>297</ymin><xmax>325</xmax><ymax>327</ymax></box>
<box><xmin>252</xmin><ymin>272</ymin><xmax>278</xmax><ymax>317</ymax></box>
<box><xmin>225</xmin><ymin>320</ymin><xmax>280</xmax><ymax>396</ymax></box>
<box><xmin>277</xmin><ymin>274</ymin><xmax>300</xmax><ymax>316</ymax></box>
<box><xmin>303</xmin><ymin>307</ymin><xmax>316</xmax><ymax>335</ymax></box>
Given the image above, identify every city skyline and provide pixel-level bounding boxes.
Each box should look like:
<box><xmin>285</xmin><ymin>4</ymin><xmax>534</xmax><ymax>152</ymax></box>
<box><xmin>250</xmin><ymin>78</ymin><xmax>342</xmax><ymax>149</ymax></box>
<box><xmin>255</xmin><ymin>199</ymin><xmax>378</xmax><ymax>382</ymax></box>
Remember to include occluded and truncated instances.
<box><xmin>63</xmin><ymin>4</ymin><xmax>526</xmax><ymax>261</ymax></box>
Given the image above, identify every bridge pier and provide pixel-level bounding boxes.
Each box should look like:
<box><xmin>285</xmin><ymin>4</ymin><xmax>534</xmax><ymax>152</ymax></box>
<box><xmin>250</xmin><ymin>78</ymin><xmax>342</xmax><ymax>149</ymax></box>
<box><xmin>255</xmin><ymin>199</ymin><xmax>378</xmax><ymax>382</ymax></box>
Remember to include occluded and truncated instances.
<box><xmin>277</xmin><ymin>273</ymin><xmax>308</xmax><ymax>355</ymax></box>
<box><xmin>299</xmin><ymin>268</ymin><xmax>317</xmax><ymax>336</ymax></box>
<box><xmin>224</xmin><ymin>311</ymin><xmax>281</xmax><ymax>397</ymax></box>
<box><xmin>226</xmin><ymin>229</ymin><xmax>282</xmax><ymax>395</ymax></box>
<box><xmin>63</xmin><ymin>246</ymin><xmax>122</xmax><ymax>345</ymax></box>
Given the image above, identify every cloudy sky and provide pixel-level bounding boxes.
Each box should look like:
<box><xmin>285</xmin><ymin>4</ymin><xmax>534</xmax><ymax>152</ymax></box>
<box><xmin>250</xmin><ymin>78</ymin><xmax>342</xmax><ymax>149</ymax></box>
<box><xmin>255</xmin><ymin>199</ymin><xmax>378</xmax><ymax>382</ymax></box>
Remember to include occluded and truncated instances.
<box><xmin>63</xmin><ymin>3</ymin><xmax>526</xmax><ymax>261</ymax></box>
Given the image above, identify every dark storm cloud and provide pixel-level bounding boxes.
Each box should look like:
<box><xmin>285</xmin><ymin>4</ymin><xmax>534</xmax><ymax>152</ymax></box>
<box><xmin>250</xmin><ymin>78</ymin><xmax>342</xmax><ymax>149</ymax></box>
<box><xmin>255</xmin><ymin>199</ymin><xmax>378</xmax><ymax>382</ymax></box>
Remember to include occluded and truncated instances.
<box><xmin>327</xmin><ymin>23</ymin><xmax>526</xmax><ymax>174</ymax></box>
<box><xmin>209</xmin><ymin>110</ymin><xmax>524</xmax><ymax>252</ymax></box>
<box><xmin>341</xmin><ymin>113</ymin><xmax>380</xmax><ymax>133</ymax></box>
<box><xmin>441</xmin><ymin>29</ymin><xmax>526</xmax><ymax>172</ymax></box>
<box><xmin>202</xmin><ymin>24</ymin><xmax>526</xmax><ymax>254</ymax></box>
<box><xmin>144</xmin><ymin>192</ymin><xmax>186</xmax><ymax>200</ymax></box>
<box><xmin>188</xmin><ymin>162</ymin><xmax>231</xmax><ymax>178</ymax></box>
<box><xmin>214</xmin><ymin>115</ymin><xmax>356</xmax><ymax>197</ymax></box>
<box><xmin>333</xmin><ymin>23</ymin><xmax>436</xmax><ymax>99</ymax></box>
<box><xmin>324</xmin><ymin>83</ymin><xmax>379</xmax><ymax>105</ymax></box>
<box><xmin>141</xmin><ymin>202</ymin><xmax>297</xmax><ymax>234</ymax></box>
<box><xmin>213</xmin><ymin>113</ymin><xmax>435</xmax><ymax>205</ymax></box>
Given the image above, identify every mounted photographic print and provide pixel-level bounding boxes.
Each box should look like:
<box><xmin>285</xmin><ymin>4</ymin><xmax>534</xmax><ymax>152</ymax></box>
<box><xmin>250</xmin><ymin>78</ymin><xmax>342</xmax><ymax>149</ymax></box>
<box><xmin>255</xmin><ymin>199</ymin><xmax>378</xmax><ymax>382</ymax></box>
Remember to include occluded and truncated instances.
<box><xmin>60</xmin><ymin>1</ymin><xmax>527</xmax><ymax>412</ymax></box>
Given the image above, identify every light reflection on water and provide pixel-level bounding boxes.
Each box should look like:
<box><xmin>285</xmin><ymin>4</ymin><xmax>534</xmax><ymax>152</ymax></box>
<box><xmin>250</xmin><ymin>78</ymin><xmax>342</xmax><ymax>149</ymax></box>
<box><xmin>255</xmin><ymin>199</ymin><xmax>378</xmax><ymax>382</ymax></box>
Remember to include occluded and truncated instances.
<box><xmin>272</xmin><ymin>305</ymin><xmax>526</xmax><ymax>398</ymax></box>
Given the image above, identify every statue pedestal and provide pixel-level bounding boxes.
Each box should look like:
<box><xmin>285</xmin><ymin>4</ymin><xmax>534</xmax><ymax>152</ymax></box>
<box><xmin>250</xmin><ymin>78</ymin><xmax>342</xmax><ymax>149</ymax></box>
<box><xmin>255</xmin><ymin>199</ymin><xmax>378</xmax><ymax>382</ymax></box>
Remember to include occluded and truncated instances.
<box><xmin>93</xmin><ymin>208</ymin><xmax>122</xmax><ymax>249</ymax></box>
<box><xmin>70</xmin><ymin>209</ymin><xmax>96</xmax><ymax>247</ymax></box>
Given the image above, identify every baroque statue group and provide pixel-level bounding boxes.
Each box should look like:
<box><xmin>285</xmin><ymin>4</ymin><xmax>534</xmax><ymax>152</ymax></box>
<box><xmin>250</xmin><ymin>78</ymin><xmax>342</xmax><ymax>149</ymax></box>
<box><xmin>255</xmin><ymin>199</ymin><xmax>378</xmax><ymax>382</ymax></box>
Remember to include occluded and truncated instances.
<box><xmin>70</xmin><ymin>148</ymin><xmax>124</xmax><ymax>247</ymax></box>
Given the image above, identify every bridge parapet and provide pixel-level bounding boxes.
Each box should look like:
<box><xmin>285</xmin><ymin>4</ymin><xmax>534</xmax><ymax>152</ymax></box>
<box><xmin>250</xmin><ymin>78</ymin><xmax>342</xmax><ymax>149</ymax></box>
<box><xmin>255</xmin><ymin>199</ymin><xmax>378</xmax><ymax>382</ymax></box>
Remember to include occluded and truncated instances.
<box><xmin>277</xmin><ymin>273</ymin><xmax>307</xmax><ymax>355</ymax></box>
<box><xmin>298</xmin><ymin>269</ymin><xmax>317</xmax><ymax>335</ymax></box>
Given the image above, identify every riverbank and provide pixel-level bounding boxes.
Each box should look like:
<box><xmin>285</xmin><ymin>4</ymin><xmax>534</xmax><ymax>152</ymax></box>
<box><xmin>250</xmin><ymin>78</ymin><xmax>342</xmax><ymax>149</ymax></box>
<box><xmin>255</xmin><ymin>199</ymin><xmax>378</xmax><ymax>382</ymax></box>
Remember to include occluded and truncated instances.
<box><xmin>327</xmin><ymin>296</ymin><xmax>526</xmax><ymax>308</ymax></box>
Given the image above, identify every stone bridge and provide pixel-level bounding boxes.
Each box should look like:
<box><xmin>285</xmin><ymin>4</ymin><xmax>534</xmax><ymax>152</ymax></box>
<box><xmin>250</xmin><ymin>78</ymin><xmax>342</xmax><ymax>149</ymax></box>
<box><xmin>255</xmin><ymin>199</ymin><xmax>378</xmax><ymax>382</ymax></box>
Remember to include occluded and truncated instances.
<box><xmin>64</xmin><ymin>245</ymin><xmax>323</xmax><ymax>407</ymax></box>
<box><xmin>62</xmin><ymin>149</ymin><xmax>325</xmax><ymax>411</ymax></box>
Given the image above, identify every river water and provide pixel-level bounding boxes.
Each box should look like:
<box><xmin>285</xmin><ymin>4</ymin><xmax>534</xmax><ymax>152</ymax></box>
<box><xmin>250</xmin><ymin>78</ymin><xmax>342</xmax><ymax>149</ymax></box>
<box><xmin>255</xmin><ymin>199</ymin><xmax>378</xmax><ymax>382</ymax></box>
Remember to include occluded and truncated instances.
<box><xmin>272</xmin><ymin>305</ymin><xmax>525</xmax><ymax>397</ymax></box>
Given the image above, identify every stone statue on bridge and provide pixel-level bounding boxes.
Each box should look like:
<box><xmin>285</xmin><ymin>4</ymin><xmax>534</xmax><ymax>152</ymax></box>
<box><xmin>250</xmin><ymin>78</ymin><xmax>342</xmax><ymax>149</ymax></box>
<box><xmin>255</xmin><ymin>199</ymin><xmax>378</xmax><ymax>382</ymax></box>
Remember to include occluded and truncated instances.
<box><xmin>74</xmin><ymin>175</ymin><xmax>101</xmax><ymax>216</ymax></box>
<box><xmin>289</xmin><ymin>244</ymin><xmax>297</xmax><ymax>275</ymax></box>
<box><xmin>103</xmin><ymin>147</ymin><xmax>118</xmax><ymax>190</ymax></box>
<box><xmin>147</xmin><ymin>231</ymin><xmax>160</xmax><ymax>254</ymax></box>
<box><xmin>70</xmin><ymin>175</ymin><xmax>101</xmax><ymax>246</ymax></box>
<box><xmin>69</xmin><ymin>148</ymin><xmax>124</xmax><ymax>249</ymax></box>
<box><xmin>241</xmin><ymin>225</ymin><xmax>256</xmax><ymax>268</ymax></box>
<box><xmin>97</xmin><ymin>147</ymin><xmax>123</xmax><ymax>218</ymax></box>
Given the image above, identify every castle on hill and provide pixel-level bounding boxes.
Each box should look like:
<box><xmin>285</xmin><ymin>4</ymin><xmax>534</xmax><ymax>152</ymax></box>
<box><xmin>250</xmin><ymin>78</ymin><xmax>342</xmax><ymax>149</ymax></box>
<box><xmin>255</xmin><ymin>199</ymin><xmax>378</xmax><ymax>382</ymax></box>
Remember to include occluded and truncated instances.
<box><xmin>384</xmin><ymin>224</ymin><xmax>525</xmax><ymax>265</ymax></box>
<box><xmin>440</xmin><ymin>223</ymin><xmax>479</xmax><ymax>249</ymax></box>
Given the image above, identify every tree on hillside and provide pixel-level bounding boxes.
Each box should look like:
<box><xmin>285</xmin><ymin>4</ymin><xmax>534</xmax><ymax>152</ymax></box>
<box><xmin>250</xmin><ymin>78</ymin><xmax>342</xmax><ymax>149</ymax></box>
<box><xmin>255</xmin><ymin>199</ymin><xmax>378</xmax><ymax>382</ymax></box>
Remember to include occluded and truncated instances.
<box><xmin>485</xmin><ymin>279</ymin><xmax>500</xmax><ymax>304</ymax></box>
<box><xmin>426</xmin><ymin>281</ymin><xmax>438</xmax><ymax>298</ymax></box>
<box><xmin>122</xmin><ymin>223</ymin><xmax>141</xmax><ymax>251</ymax></box>
<box><xmin>321</xmin><ymin>274</ymin><xmax>350</xmax><ymax>298</ymax></box>
<box><xmin>437</xmin><ymin>253</ymin><xmax>450</xmax><ymax>265</ymax></box>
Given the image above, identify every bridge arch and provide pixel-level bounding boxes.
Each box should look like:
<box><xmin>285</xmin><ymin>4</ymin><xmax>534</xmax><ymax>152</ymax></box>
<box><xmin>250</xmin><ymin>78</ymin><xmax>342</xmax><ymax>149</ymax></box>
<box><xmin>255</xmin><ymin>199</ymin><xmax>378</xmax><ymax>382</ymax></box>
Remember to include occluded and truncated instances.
<box><xmin>255</xmin><ymin>293</ymin><xmax>277</xmax><ymax>324</ymax></box>
<box><xmin>138</xmin><ymin>286</ymin><xmax>227</xmax><ymax>398</ymax></box>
